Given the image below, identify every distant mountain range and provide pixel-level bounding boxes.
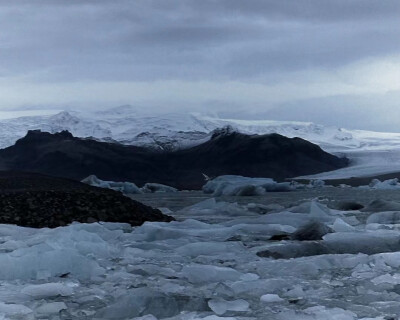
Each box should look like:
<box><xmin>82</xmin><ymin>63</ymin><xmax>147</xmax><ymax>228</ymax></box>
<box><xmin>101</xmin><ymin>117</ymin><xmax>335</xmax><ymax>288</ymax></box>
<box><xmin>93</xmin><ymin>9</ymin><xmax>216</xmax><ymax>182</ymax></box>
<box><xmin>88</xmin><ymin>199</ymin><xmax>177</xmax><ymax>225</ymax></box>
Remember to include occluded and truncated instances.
<box><xmin>2</xmin><ymin>106</ymin><xmax>400</xmax><ymax>180</ymax></box>
<box><xmin>0</xmin><ymin>129</ymin><xmax>348</xmax><ymax>189</ymax></box>
<box><xmin>0</xmin><ymin>106</ymin><xmax>369</xmax><ymax>151</ymax></box>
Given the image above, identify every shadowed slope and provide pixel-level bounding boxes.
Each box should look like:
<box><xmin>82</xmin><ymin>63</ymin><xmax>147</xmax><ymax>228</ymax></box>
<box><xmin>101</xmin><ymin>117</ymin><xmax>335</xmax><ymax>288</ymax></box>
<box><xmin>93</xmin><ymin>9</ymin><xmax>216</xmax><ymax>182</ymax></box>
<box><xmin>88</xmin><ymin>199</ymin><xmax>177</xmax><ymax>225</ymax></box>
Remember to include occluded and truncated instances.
<box><xmin>0</xmin><ymin>130</ymin><xmax>348</xmax><ymax>189</ymax></box>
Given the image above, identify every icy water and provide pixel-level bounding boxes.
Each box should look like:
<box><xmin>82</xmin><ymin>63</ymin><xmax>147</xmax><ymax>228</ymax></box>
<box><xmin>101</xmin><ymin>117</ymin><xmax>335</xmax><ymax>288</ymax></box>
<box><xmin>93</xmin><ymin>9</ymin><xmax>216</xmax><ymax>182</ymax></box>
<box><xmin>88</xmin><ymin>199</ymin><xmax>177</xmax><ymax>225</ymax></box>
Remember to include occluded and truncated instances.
<box><xmin>2</xmin><ymin>189</ymin><xmax>400</xmax><ymax>319</ymax></box>
<box><xmin>130</xmin><ymin>188</ymin><xmax>400</xmax><ymax>213</ymax></box>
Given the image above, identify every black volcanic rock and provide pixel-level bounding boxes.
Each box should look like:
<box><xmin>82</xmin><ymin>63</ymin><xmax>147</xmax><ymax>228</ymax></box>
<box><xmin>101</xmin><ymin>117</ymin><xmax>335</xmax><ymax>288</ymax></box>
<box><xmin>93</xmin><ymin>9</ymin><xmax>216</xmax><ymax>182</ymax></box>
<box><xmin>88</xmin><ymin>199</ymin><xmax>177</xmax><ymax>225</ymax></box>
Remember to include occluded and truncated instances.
<box><xmin>0</xmin><ymin>171</ymin><xmax>173</xmax><ymax>228</ymax></box>
<box><xmin>0</xmin><ymin>130</ymin><xmax>348</xmax><ymax>189</ymax></box>
<box><xmin>170</xmin><ymin>130</ymin><xmax>348</xmax><ymax>189</ymax></box>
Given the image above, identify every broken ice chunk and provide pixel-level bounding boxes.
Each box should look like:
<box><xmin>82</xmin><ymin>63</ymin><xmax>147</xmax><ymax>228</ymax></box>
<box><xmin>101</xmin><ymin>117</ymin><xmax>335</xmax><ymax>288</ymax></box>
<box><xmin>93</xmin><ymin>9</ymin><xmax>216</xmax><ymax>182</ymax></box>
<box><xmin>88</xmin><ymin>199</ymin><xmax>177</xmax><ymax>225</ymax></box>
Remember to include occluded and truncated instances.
<box><xmin>0</xmin><ymin>302</ymin><xmax>33</xmax><ymax>318</ymax></box>
<box><xmin>260</xmin><ymin>294</ymin><xmax>284</xmax><ymax>303</ymax></box>
<box><xmin>371</xmin><ymin>273</ymin><xmax>400</xmax><ymax>285</ymax></box>
<box><xmin>129</xmin><ymin>315</ymin><xmax>158</xmax><ymax>320</ymax></box>
<box><xmin>208</xmin><ymin>298</ymin><xmax>249</xmax><ymax>315</ymax></box>
<box><xmin>176</xmin><ymin>242</ymin><xmax>244</xmax><ymax>258</ymax></box>
<box><xmin>367</xmin><ymin>211</ymin><xmax>400</xmax><ymax>225</ymax></box>
<box><xmin>332</xmin><ymin>218</ymin><xmax>356</xmax><ymax>232</ymax></box>
<box><xmin>194</xmin><ymin>316</ymin><xmax>237</xmax><ymax>320</ymax></box>
<box><xmin>21</xmin><ymin>283</ymin><xmax>74</xmax><ymax>299</ymax></box>
<box><xmin>182</xmin><ymin>264</ymin><xmax>242</xmax><ymax>283</ymax></box>
<box><xmin>35</xmin><ymin>302</ymin><xmax>67</xmax><ymax>315</ymax></box>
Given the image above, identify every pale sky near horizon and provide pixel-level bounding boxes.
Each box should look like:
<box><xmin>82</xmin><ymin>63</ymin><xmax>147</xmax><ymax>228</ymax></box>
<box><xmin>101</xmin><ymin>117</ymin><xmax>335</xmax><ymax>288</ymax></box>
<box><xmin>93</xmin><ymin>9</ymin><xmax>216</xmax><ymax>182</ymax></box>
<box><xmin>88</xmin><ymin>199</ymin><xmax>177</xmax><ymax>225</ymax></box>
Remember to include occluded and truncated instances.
<box><xmin>0</xmin><ymin>1</ymin><xmax>399</xmax><ymax>130</ymax></box>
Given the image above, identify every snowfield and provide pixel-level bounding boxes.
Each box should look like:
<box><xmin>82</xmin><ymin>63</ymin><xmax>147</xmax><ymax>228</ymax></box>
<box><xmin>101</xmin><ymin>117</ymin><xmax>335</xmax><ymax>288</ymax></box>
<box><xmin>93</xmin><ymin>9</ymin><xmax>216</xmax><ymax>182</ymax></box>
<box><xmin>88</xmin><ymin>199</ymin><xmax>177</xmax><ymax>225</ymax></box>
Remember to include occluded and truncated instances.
<box><xmin>0</xmin><ymin>108</ymin><xmax>370</xmax><ymax>151</ymax></box>
<box><xmin>2</xmin><ymin>106</ymin><xmax>400</xmax><ymax>179</ymax></box>
<box><xmin>2</xmin><ymin>194</ymin><xmax>400</xmax><ymax>319</ymax></box>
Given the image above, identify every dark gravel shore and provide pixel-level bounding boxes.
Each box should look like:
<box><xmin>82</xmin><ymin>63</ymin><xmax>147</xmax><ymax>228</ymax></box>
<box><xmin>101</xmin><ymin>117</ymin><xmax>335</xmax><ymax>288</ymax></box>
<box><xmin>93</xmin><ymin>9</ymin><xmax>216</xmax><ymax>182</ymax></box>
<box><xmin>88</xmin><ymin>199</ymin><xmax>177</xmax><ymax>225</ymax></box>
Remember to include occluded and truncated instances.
<box><xmin>0</xmin><ymin>171</ymin><xmax>174</xmax><ymax>228</ymax></box>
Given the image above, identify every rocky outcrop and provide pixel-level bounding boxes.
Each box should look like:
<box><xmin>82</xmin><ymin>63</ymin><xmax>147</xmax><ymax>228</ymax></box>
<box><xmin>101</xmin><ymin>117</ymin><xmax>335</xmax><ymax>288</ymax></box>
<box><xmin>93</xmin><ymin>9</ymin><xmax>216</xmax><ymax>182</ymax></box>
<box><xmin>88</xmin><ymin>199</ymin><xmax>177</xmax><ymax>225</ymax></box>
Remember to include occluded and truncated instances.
<box><xmin>0</xmin><ymin>172</ymin><xmax>174</xmax><ymax>228</ymax></box>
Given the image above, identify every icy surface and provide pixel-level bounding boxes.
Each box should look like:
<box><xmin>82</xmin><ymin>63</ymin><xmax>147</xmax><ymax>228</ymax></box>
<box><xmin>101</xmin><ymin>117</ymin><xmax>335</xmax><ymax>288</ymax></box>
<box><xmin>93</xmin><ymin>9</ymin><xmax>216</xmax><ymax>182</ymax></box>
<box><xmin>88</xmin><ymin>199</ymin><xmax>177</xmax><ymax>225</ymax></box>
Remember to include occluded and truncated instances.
<box><xmin>0</xmin><ymin>195</ymin><xmax>400</xmax><ymax>319</ymax></box>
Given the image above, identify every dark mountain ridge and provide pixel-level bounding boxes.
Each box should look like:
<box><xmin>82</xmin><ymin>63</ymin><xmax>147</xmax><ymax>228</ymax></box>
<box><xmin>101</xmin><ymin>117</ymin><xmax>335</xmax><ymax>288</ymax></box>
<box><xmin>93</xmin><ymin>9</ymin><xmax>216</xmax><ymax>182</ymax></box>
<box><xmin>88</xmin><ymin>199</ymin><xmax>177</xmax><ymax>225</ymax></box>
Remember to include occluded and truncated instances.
<box><xmin>0</xmin><ymin>129</ymin><xmax>348</xmax><ymax>189</ymax></box>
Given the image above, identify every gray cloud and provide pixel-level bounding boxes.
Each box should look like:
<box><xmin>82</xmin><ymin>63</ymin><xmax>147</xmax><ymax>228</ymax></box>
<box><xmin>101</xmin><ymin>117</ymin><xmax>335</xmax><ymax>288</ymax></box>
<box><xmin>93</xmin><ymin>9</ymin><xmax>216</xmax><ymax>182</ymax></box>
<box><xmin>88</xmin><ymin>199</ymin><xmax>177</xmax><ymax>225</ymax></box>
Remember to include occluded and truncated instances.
<box><xmin>0</xmin><ymin>0</ymin><xmax>398</xmax><ymax>80</ymax></box>
<box><xmin>0</xmin><ymin>0</ymin><xmax>398</xmax><ymax>130</ymax></box>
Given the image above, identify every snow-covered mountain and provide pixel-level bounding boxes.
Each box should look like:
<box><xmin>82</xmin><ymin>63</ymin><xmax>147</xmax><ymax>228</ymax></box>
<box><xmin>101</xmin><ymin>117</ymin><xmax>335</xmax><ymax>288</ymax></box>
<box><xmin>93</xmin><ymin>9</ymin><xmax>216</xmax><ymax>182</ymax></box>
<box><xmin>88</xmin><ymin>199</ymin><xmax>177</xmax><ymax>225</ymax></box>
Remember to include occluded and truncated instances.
<box><xmin>0</xmin><ymin>106</ymin><xmax>370</xmax><ymax>150</ymax></box>
<box><xmin>2</xmin><ymin>105</ymin><xmax>400</xmax><ymax>179</ymax></box>
<box><xmin>0</xmin><ymin>109</ymin><xmax>211</xmax><ymax>151</ymax></box>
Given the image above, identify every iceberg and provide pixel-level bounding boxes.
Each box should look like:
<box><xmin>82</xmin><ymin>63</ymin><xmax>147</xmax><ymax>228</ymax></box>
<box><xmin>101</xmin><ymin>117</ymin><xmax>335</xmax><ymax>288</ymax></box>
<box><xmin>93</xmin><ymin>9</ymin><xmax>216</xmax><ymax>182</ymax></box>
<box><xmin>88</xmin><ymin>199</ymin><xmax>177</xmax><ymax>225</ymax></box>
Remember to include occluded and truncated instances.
<box><xmin>208</xmin><ymin>298</ymin><xmax>249</xmax><ymax>315</ymax></box>
<box><xmin>82</xmin><ymin>175</ymin><xmax>178</xmax><ymax>194</ymax></box>
<box><xmin>81</xmin><ymin>174</ymin><xmax>143</xmax><ymax>194</ymax></box>
<box><xmin>260</xmin><ymin>294</ymin><xmax>284</xmax><ymax>303</ymax></box>
<box><xmin>202</xmin><ymin>175</ymin><xmax>294</xmax><ymax>196</ymax></box>
<box><xmin>359</xmin><ymin>178</ymin><xmax>400</xmax><ymax>190</ymax></box>
<box><xmin>141</xmin><ymin>183</ymin><xmax>178</xmax><ymax>193</ymax></box>
<box><xmin>21</xmin><ymin>283</ymin><xmax>74</xmax><ymax>299</ymax></box>
<box><xmin>202</xmin><ymin>175</ymin><xmax>328</xmax><ymax>196</ymax></box>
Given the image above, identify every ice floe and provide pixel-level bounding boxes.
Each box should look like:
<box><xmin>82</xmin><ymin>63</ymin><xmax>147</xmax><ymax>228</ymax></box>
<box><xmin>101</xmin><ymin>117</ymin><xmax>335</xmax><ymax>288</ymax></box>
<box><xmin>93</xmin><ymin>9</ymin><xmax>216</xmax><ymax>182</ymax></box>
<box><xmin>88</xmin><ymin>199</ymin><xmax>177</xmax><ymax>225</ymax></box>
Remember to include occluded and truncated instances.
<box><xmin>202</xmin><ymin>175</ymin><xmax>327</xmax><ymax>197</ymax></box>
<box><xmin>0</xmin><ymin>197</ymin><xmax>399</xmax><ymax>319</ymax></box>
<box><xmin>82</xmin><ymin>175</ymin><xmax>177</xmax><ymax>194</ymax></box>
<box><xmin>359</xmin><ymin>178</ymin><xmax>400</xmax><ymax>190</ymax></box>
<box><xmin>141</xmin><ymin>183</ymin><xmax>178</xmax><ymax>193</ymax></box>
<box><xmin>81</xmin><ymin>174</ymin><xmax>143</xmax><ymax>194</ymax></box>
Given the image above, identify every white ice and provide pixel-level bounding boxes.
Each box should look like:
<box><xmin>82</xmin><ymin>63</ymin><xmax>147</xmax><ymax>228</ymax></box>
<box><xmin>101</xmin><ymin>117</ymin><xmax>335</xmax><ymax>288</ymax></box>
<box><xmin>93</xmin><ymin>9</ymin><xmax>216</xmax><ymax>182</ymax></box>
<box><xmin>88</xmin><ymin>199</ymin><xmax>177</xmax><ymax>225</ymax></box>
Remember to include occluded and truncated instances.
<box><xmin>202</xmin><ymin>175</ymin><xmax>305</xmax><ymax>197</ymax></box>
<box><xmin>0</xmin><ymin>197</ymin><xmax>397</xmax><ymax>319</ymax></box>
<box><xmin>81</xmin><ymin>174</ymin><xmax>143</xmax><ymax>194</ymax></box>
<box><xmin>358</xmin><ymin>178</ymin><xmax>400</xmax><ymax>190</ymax></box>
<box><xmin>82</xmin><ymin>175</ymin><xmax>178</xmax><ymax>194</ymax></box>
<box><xmin>141</xmin><ymin>183</ymin><xmax>178</xmax><ymax>193</ymax></box>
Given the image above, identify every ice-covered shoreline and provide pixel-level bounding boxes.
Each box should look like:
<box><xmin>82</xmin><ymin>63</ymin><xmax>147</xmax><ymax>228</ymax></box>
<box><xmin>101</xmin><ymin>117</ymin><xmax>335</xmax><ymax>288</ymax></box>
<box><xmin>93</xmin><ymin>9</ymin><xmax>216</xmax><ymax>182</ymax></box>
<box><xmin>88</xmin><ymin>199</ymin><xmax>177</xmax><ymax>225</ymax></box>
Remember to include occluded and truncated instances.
<box><xmin>1</xmin><ymin>191</ymin><xmax>400</xmax><ymax>319</ymax></box>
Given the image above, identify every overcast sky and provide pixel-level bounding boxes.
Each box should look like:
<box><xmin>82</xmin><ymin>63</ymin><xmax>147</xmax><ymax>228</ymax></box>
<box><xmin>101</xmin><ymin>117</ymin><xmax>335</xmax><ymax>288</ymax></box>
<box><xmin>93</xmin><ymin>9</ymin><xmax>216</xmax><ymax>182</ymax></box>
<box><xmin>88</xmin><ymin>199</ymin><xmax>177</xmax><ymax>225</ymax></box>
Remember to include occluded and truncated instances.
<box><xmin>0</xmin><ymin>1</ymin><xmax>399</xmax><ymax>130</ymax></box>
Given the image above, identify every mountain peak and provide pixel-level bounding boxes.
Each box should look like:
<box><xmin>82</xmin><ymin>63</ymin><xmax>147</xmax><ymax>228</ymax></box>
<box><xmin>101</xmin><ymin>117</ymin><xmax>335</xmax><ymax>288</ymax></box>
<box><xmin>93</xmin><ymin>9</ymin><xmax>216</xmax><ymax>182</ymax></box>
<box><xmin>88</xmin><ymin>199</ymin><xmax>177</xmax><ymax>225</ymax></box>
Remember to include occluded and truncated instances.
<box><xmin>49</xmin><ymin>111</ymin><xmax>79</xmax><ymax>122</ymax></box>
<box><xmin>23</xmin><ymin>130</ymin><xmax>74</xmax><ymax>141</ymax></box>
<box><xmin>210</xmin><ymin>125</ymin><xmax>238</xmax><ymax>139</ymax></box>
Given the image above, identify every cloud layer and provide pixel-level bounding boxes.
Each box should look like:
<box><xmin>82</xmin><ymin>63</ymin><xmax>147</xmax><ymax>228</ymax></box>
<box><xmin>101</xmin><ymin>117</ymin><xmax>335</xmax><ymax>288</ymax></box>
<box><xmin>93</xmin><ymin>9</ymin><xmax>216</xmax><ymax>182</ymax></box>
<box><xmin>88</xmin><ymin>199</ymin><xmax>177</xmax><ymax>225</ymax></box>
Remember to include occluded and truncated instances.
<box><xmin>0</xmin><ymin>1</ymin><xmax>399</xmax><ymax>129</ymax></box>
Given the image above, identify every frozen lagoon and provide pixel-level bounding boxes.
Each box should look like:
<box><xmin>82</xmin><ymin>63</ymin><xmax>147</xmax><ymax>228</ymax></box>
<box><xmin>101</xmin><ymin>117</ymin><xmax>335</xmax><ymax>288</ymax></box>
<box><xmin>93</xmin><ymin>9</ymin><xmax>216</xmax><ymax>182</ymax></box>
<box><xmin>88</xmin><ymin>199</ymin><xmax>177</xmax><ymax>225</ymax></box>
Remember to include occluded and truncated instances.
<box><xmin>2</xmin><ymin>189</ymin><xmax>400</xmax><ymax>319</ymax></box>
